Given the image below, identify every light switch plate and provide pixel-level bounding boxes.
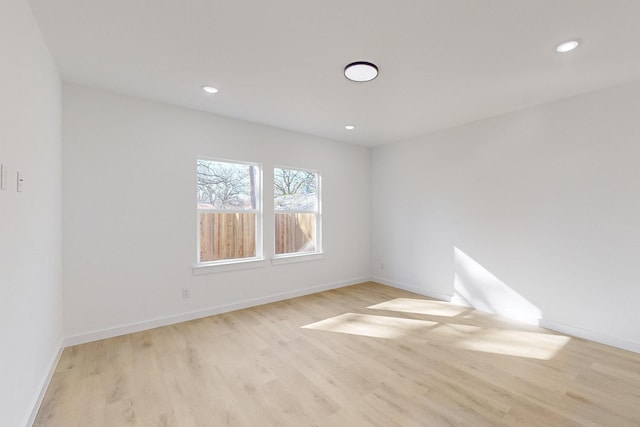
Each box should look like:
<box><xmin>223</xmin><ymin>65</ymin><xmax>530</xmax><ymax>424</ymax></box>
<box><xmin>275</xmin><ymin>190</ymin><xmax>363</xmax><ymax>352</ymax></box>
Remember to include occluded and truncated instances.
<box><xmin>0</xmin><ymin>164</ymin><xmax>6</xmax><ymax>190</ymax></box>
<box><xmin>17</xmin><ymin>171</ymin><xmax>23</xmax><ymax>192</ymax></box>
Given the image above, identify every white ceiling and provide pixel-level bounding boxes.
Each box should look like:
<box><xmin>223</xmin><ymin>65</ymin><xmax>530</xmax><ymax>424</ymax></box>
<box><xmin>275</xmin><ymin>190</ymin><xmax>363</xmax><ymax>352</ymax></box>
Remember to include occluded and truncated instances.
<box><xmin>27</xmin><ymin>0</ymin><xmax>640</xmax><ymax>146</ymax></box>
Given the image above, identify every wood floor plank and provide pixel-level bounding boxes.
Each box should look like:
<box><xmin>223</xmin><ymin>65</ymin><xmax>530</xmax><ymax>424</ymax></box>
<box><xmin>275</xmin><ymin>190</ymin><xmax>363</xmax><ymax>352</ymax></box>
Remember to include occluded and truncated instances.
<box><xmin>34</xmin><ymin>282</ymin><xmax>640</xmax><ymax>426</ymax></box>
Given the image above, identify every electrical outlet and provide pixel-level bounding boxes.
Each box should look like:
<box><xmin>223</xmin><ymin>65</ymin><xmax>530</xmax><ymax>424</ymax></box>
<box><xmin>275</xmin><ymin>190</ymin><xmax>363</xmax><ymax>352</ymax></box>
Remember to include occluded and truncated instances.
<box><xmin>182</xmin><ymin>288</ymin><xmax>191</xmax><ymax>299</ymax></box>
<box><xmin>380</xmin><ymin>262</ymin><xmax>385</xmax><ymax>270</ymax></box>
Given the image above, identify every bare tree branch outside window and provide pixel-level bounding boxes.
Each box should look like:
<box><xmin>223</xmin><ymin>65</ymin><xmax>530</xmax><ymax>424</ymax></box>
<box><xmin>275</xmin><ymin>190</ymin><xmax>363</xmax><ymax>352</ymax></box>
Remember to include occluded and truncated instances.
<box><xmin>274</xmin><ymin>168</ymin><xmax>317</xmax><ymax>211</ymax></box>
<box><xmin>197</xmin><ymin>160</ymin><xmax>256</xmax><ymax>210</ymax></box>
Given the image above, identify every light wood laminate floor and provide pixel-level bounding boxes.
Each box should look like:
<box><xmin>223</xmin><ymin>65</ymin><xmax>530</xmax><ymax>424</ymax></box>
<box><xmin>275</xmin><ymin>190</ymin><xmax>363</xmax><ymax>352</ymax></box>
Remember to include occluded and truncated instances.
<box><xmin>35</xmin><ymin>282</ymin><xmax>640</xmax><ymax>426</ymax></box>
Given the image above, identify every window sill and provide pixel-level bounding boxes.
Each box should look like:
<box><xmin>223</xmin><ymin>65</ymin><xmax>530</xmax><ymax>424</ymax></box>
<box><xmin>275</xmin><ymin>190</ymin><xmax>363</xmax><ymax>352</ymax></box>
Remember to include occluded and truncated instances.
<box><xmin>193</xmin><ymin>258</ymin><xmax>269</xmax><ymax>275</ymax></box>
<box><xmin>271</xmin><ymin>252</ymin><xmax>324</xmax><ymax>265</ymax></box>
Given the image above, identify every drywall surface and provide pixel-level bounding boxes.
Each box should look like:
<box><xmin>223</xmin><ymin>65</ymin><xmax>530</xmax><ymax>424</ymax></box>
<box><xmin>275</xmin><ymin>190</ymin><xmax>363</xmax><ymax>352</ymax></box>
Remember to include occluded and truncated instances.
<box><xmin>0</xmin><ymin>0</ymin><xmax>63</xmax><ymax>425</ymax></box>
<box><xmin>62</xmin><ymin>84</ymin><xmax>371</xmax><ymax>340</ymax></box>
<box><xmin>372</xmin><ymin>80</ymin><xmax>640</xmax><ymax>352</ymax></box>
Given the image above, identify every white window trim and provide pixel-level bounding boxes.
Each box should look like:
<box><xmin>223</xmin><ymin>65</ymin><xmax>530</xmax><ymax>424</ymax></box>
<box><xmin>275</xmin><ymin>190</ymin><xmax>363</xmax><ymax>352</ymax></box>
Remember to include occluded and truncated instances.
<box><xmin>273</xmin><ymin>166</ymin><xmax>322</xmax><ymax>259</ymax></box>
<box><xmin>193</xmin><ymin>258</ymin><xmax>269</xmax><ymax>275</ymax></box>
<box><xmin>271</xmin><ymin>252</ymin><xmax>324</xmax><ymax>265</ymax></box>
<box><xmin>196</xmin><ymin>157</ymin><xmax>263</xmax><ymax>267</ymax></box>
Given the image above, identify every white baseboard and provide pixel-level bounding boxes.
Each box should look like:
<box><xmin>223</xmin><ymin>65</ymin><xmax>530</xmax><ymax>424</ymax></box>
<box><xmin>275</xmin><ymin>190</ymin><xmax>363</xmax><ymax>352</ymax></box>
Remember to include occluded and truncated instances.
<box><xmin>374</xmin><ymin>276</ymin><xmax>640</xmax><ymax>355</ymax></box>
<box><xmin>63</xmin><ymin>276</ymin><xmax>370</xmax><ymax>347</ymax></box>
<box><xmin>60</xmin><ymin>274</ymin><xmax>640</xmax><ymax>354</ymax></box>
<box><xmin>26</xmin><ymin>340</ymin><xmax>64</xmax><ymax>427</ymax></box>
<box><xmin>371</xmin><ymin>276</ymin><xmax>453</xmax><ymax>302</ymax></box>
<box><xmin>541</xmin><ymin>319</ymin><xmax>640</xmax><ymax>354</ymax></box>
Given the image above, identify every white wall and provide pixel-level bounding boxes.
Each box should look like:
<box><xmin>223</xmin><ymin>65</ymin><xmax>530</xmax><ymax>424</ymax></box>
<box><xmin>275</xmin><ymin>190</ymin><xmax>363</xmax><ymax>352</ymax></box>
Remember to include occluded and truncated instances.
<box><xmin>0</xmin><ymin>1</ymin><xmax>63</xmax><ymax>426</ymax></box>
<box><xmin>62</xmin><ymin>84</ymin><xmax>371</xmax><ymax>342</ymax></box>
<box><xmin>372</xmin><ymin>80</ymin><xmax>640</xmax><ymax>352</ymax></box>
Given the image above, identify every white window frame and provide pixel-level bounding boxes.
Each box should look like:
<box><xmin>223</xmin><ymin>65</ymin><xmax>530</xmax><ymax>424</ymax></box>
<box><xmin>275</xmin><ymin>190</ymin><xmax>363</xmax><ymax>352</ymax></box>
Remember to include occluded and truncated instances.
<box><xmin>195</xmin><ymin>157</ymin><xmax>264</xmax><ymax>269</ymax></box>
<box><xmin>272</xmin><ymin>166</ymin><xmax>322</xmax><ymax>261</ymax></box>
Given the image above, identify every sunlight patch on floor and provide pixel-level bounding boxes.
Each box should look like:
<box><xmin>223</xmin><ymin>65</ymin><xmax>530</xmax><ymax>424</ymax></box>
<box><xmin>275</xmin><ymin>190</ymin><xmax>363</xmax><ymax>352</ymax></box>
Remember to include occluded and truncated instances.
<box><xmin>302</xmin><ymin>313</ymin><xmax>438</xmax><ymax>339</ymax></box>
<box><xmin>302</xmin><ymin>310</ymin><xmax>571</xmax><ymax>360</ymax></box>
<box><xmin>368</xmin><ymin>298</ymin><xmax>470</xmax><ymax>317</ymax></box>
<box><xmin>448</xmin><ymin>326</ymin><xmax>572</xmax><ymax>360</ymax></box>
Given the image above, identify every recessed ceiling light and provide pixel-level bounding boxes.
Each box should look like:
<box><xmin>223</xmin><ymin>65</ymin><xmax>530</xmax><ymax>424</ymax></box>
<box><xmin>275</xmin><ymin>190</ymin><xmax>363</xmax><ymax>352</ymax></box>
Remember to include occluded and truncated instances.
<box><xmin>345</xmin><ymin>125</ymin><xmax>356</xmax><ymax>130</ymax></box>
<box><xmin>202</xmin><ymin>85</ymin><xmax>219</xmax><ymax>94</ymax></box>
<box><xmin>344</xmin><ymin>62</ymin><xmax>378</xmax><ymax>82</ymax></box>
<box><xmin>556</xmin><ymin>40</ymin><xmax>580</xmax><ymax>53</ymax></box>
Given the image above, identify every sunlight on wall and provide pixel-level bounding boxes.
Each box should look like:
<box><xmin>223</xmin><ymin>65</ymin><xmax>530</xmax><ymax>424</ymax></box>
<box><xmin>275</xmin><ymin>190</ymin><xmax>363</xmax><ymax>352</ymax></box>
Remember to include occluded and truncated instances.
<box><xmin>452</xmin><ymin>247</ymin><xmax>542</xmax><ymax>325</ymax></box>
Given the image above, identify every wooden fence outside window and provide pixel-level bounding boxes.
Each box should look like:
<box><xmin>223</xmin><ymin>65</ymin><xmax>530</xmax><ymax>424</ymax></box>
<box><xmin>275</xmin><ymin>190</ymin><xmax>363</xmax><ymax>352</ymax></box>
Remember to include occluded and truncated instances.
<box><xmin>200</xmin><ymin>212</ymin><xmax>315</xmax><ymax>261</ymax></box>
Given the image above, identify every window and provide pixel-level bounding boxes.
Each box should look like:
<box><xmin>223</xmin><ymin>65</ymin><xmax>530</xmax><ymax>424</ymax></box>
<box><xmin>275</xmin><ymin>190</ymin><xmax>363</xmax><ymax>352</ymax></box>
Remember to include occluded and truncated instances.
<box><xmin>274</xmin><ymin>167</ymin><xmax>321</xmax><ymax>256</ymax></box>
<box><xmin>197</xmin><ymin>159</ymin><xmax>261</xmax><ymax>264</ymax></box>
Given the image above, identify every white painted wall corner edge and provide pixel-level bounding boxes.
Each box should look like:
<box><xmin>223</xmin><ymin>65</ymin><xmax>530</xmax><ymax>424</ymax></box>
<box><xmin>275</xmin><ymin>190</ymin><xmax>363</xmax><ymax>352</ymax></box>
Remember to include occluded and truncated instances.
<box><xmin>62</xmin><ymin>276</ymin><xmax>370</xmax><ymax>347</ymax></box>
<box><xmin>26</xmin><ymin>340</ymin><xmax>64</xmax><ymax>427</ymax></box>
<box><xmin>372</xmin><ymin>275</ymin><xmax>640</xmax><ymax>355</ymax></box>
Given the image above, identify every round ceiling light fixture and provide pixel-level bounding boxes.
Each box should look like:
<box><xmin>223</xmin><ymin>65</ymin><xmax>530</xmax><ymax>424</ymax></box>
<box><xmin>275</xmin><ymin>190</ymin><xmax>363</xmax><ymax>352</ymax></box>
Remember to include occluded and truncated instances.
<box><xmin>344</xmin><ymin>61</ymin><xmax>378</xmax><ymax>82</ymax></box>
<box><xmin>345</xmin><ymin>125</ymin><xmax>356</xmax><ymax>130</ymax></box>
<box><xmin>556</xmin><ymin>40</ymin><xmax>580</xmax><ymax>53</ymax></box>
<box><xmin>202</xmin><ymin>85</ymin><xmax>219</xmax><ymax>94</ymax></box>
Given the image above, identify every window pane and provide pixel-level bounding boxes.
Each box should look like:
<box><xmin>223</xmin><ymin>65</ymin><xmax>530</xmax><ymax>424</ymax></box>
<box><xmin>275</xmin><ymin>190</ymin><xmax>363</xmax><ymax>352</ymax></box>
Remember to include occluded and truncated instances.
<box><xmin>274</xmin><ymin>168</ymin><xmax>317</xmax><ymax>211</ymax></box>
<box><xmin>200</xmin><ymin>213</ymin><xmax>256</xmax><ymax>261</ymax></box>
<box><xmin>197</xmin><ymin>160</ymin><xmax>257</xmax><ymax>210</ymax></box>
<box><xmin>275</xmin><ymin>213</ymin><xmax>316</xmax><ymax>255</ymax></box>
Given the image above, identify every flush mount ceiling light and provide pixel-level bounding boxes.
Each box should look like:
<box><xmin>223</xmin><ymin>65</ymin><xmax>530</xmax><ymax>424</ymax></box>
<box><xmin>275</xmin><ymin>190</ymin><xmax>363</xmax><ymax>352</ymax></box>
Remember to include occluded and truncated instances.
<box><xmin>556</xmin><ymin>40</ymin><xmax>580</xmax><ymax>53</ymax></box>
<box><xmin>344</xmin><ymin>61</ymin><xmax>378</xmax><ymax>82</ymax></box>
<box><xmin>202</xmin><ymin>85</ymin><xmax>219</xmax><ymax>94</ymax></box>
<box><xmin>345</xmin><ymin>125</ymin><xmax>356</xmax><ymax>130</ymax></box>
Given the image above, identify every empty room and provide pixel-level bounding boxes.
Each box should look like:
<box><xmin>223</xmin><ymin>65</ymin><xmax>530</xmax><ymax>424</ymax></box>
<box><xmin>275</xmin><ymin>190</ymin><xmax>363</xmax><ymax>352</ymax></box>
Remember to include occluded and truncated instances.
<box><xmin>2</xmin><ymin>0</ymin><xmax>640</xmax><ymax>425</ymax></box>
